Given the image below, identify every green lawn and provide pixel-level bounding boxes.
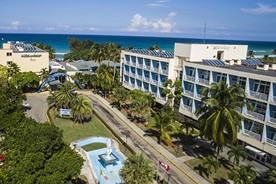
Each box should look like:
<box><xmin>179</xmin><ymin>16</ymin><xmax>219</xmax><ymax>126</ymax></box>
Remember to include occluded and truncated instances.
<box><xmin>185</xmin><ymin>158</ymin><xmax>232</xmax><ymax>183</ymax></box>
<box><xmin>82</xmin><ymin>143</ymin><xmax>106</xmax><ymax>152</ymax></box>
<box><xmin>50</xmin><ymin>110</ymin><xmax>117</xmax><ymax>144</ymax></box>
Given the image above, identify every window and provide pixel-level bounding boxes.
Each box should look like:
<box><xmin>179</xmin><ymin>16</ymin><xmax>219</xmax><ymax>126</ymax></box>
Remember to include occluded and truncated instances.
<box><xmin>6</xmin><ymin>52</ymin><xmax>12</xmax><ymax>56</ymax></box>
<box><xmin>216</xmin><ymin>73</ymin><xmax>227</xmax><ymax>82</ymax></box>
<box><xmin>231</xmin><ymin>76</ymin><xmax>246</xmax><ymax>89</ymax></box>
<box><xmin>253</xmin><ymin>80</ymin><xmax>270</xmax><ymax>94</ymax></box>
<box><xmin>188</xmin><ymin>68</ymin><xmax>195</xmax><ymax>76</ymax></box>
<box><xmin>7</xmin><ymin>61</ymin><xmax>12</xmax><ymax>65</ymax></box>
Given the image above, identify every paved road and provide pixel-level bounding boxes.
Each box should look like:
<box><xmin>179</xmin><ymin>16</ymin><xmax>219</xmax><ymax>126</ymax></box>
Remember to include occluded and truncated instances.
<box><xmin>25</xmin><ymin>92</ymin><xmax>49</xmax><ymax>123</ymax></box>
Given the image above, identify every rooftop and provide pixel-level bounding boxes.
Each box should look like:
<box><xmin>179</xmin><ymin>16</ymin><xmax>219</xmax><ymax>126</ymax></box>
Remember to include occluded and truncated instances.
<box><xmin>129</xmin><ymin>49</ymin><xmax>174</xmax><ymax>59</ymax></box>
<box><xmin>12</xmin><ymin>42</ymin><xmax>44</xmax><ymax>53</ymax></box>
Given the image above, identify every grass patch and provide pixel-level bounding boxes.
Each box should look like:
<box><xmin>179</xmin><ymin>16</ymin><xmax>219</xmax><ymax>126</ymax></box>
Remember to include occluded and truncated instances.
<box><xmin>185</xmin><ymin>157</ymin><xmax>232</xmax><ymax>183</ymax></box>
<box><xmin>81</xmin><ymin>143</ymin><xmax>106</xmax><ymax>152</ymax></box>
<box><xmin>50</xmin><ymin>109</ymin><xmax>117</xmax><ymax>144</ymax></box>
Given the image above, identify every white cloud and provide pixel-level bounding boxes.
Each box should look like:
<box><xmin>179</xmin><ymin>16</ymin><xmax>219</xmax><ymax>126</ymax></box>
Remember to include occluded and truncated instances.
<box><xmin>146</xmin><ymin>0</ymin><xmax>169</xmax><ymax>7</ymax></box>
<box><xmin>11</xmin><ymin>21</ymin><xmax>20</xmax><ymax>30</ymax></box>
<box><xmin>123</xmin><ymin>12</ymin><xmax>177</xmax><ymax>33</ymax></box>
<box><xmin>241</xmin><ymin>4</ymin><xmax>276</xmax><ymax>14</ymax></box>
<box><xmin>0</xmin><ymin>21</ymin><xmax>21</xmax><ymax>30</ymax></box>
<box><xmin>45</xmin><ymin>27</ymin><xmax>56</xmax><ymax>31</ymax></box>
<box><xmin>88</xmin><ymin>27</ymin><xmax>99</xmax><ymax>31</ymax></box>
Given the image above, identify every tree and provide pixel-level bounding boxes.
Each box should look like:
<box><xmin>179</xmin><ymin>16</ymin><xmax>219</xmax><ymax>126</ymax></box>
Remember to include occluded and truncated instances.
<box><xmin>227</xmin><ymin>145</ymin><xmax>247</xmax><ymax>167</ymax></box>
<box><xmin>71</xmin><ymin>95</ymin><xmax>93</xmax><ymax>124</ymax></box>
<box><xmin>272</xmin><ymin>49</ymin><xmax>276</xmax><ymax>62</ymax></box>
<box><xmin>90</xmin><ymin>43</ymin><xmax>107</xmax><ymax>64</ymax></box>
<box><xmin>48</xmin><ymin>82</ymin><xmax>77</xmax><ymax>109</ymax></box>
<box><xmin>162</xmin><ymin>79</ymin><xmax>183</xmax><ymax>107</ymax></box>
<box><xmin>39</xmin><ymin>67</ymin><xmax>50</xmax><ymax>82</ymax></box>
<box><xmin>120</xmin><ymin>153</ymin><xmax>155</xmax><ymax>184</ymax></box>
<box><xmin>147</xmin><ymin>105</ymin><xmax>177</xmax><ymax>144</ymax></box>
<box><xmin>10</xmin><ymin>71</ymin><xmax>40</xmax><ymax>93</ymax></box>
<box><xmin>32</xmin><ymin>43</ymin><xmax>56</xmax><ymax>60</ymax></box>
<box><xmin>148</xmin><ymin>44</ymin><xmax>160</xmax><ymax>51</ymax></box>
<box><xmin>265</xmin><ymin>168</ymin><xmax>276</xmax><ymax>184</ymax></box>
<box><xmin>263</xmin><ymin>54</ymin><xmax>269</xmax><ymax>61</ymax></box>
<box><xmin>8</xmin><ymin>62</ymin><xmax>21</xmax><ymax>77</ymax></box>
<box><xmin>96</xmin><ymin>64</ymin><xmax>113</xmax><ymax>97</ymax></box>
<box><xmin>202</xmin><ymin>155</ymin><xmax>221</xmax><ymax>175</ymax></box>
<box><xmin>195</xmin><ymin>81</ymin><xmax>251</xmax><ymax>159</ymax></box>
<box><xmin>112</xmin><ymin>86</ymin><xmax>129</xmax><ymax>109</ymax></box>
<box><xmin>106</xmin><ymin>42</ymin><xmax>122</xmax><ymax>82</ymax></box>
<box><xmin>247</xmin><ymin>50</ymin><xmax>254</xmax><ymax>59</ymax></box>
<box><xmin>228</xmin><ymin>165</ymin><xmax>256</xmax><ymax>184</ymax></box>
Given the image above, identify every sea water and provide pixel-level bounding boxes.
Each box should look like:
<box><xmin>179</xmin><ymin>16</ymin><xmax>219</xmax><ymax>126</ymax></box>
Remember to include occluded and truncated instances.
<box><xmin>1</xmin><ymin>33</ymin><xmax>276</xmax><ymax>59</ymax></box>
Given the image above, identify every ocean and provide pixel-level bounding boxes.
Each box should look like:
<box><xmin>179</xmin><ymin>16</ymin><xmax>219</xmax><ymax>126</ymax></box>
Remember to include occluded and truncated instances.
<box><xmin>1</xmin><ymin>33</ymin><xmax>276</xmax><ymax>59</ymax></box>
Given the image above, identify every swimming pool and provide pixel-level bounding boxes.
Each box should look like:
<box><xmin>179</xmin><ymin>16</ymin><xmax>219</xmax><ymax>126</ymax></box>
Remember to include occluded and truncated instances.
<box><xmin>75</xmin><ymin>137</ymin><xmax>125</xmax><ymax>184</ymax></box>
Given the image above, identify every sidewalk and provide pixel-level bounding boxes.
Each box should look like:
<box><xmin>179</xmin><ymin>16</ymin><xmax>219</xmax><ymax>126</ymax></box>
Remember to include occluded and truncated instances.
<box><xmin>81</xmin><ymin>91</ymin><xmax>210</xmax><ymax>184</ymax></box>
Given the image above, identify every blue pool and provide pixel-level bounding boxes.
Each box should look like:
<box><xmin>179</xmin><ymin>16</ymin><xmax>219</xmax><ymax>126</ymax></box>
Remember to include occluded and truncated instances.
<box><xmin>75</xmin><ymin>137</ymin><xmax>125</xmax><ymax>184</ymax></box>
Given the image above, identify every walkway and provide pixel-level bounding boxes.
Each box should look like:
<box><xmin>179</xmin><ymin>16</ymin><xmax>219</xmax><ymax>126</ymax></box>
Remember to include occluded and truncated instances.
<box><xmin>80</xmin><ymin>91</ymin><xmax>209</xmax><ymax>184</ymax></box>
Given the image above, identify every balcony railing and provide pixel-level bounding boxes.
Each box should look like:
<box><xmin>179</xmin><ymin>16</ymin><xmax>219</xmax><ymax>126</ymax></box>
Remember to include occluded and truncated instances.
<box><xmin>144</xmin><ymin>77</ymin><xmax>150</xmax><ymax>82</ymax></box>
<box><xmin>152</xmin><ymin>67</ymin><xmax>159</xmax><ymax>72</ymax></box>
<box><xmin>195</xmin><ymin>93</ymin><xmax>203</xmax><ymax>99</ymax></box>
<box><xmin>161</xmin><ymin>69</ymin><xmax>168</xmax><ymax>75</ymax></box>
<box><xmin>159</xmin><ymin>82</ymin><xmax>164</xmax><ymax>87</ymax></box>
<box><xmin>158</xmin><ymin>96</ymin><xmax>166</xmax><ymax>101</ymax></box>
<box><xmin>198</xmin><ymin>78</ymin><xmax>209</xmax><ymax>85</ymax></box>
<box><xmin>246</xmin><ymin>110</ymin><xmax>265</xmax><ymax>121</ymax></box>
<box><xmin>131</xmin><ymin>62</ymin><xmax>137</xmax><ymax>67</ymax></box>
<box><xmin>152</xmin><ymin>92</ymin><xmax>158</xmax><ymax>98</ymax></box>
<box><xmin>129</xmin><ymin>83</ymin><xmax>135</xmax><ymax>87</ymax></box>
<box><xmin>137</xmin><ymin>86</ymin><xmax>142</xmax><ymax>90</ymax></box>
<box><xmin>151</xmin><ymin>79</ymin><xmax>158</xmax><ymax>85</ymax></box>
<box><xmin>136</xmin><ymin>75</ymin><xmax>142</xmax><ymax>79</ymax></box>
<box><xmin>124</xmin><ymin>71</ymin><xmax>129</xmax><ymax>75</ymax></box>
<box><xmin>144</xmin><ymin>65</ymin><xmax>150</xmax><ymax>70</ymax></box>
<box><xmin>266</xmin><ymin>138</ymin><xmax>276</xmax><ymax>147</ymax></box>
<box><xmin>125</xmin><ymin>61</ymin><xmax>130</xmax><ymax>65</ymax></box>
<box><xmin>130</xmin><ymin>72</ymin><xmax>135</xmax><ymax>77</ymax></box>
<box><xmin>249</xmin><ymin>90</ymin><xmax>268</xmax><ymax>101</ymax></box>
<box><xmin>186</xmin><ymin>75</ymin><xmax>195</xmax><ymax>82</ymax></box>
<box><xmin>138</xmin><ymin>64</ymin><xmax>143</xmax><ymax>68</ymax></box>
<box><xmin>184</xmin><ymin>90</ymin><xmax>194</xmax><ymax>97</ymax></box>
<box><xmin>269</xmin><ymin>117</ymin><xmax>276</xmax><ymax>124</ymax></box>
<box><xmin>244</xmin><ymin>129</ymin><xmax>262</xmax><ymax>141</ymax></box>
<box><xmin>182</xmin><ymin>104</ymin><xmax>192</xmax><ymax>112</ymax></box>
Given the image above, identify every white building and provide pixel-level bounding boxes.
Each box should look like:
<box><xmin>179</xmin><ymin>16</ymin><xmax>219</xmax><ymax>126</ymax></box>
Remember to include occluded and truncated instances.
<box><xmin>0</xmin><ymin>41</ymin><xmax>49</xmax><ymax>73</ymax></box>
<box><xmin>120</xmin><ymin>43</ymin><xmax>276</xmax><ymax>168</ymax></box>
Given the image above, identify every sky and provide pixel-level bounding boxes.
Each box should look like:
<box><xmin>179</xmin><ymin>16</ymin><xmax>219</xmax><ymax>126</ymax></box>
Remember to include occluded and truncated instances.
<box><xmin>0</xmin><ymin>0</ymin><xmax>276</xmax><ymax>41</ymax></box>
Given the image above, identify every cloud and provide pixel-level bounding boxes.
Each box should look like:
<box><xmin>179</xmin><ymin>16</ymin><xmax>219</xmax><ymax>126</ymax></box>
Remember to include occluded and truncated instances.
<box><xmin>241</xmin><ymin>4</ymin><xmax>276</xmax><ymax>14</ymax></box>
<box><xmin>146</xmin><ymin>0</ymin><xmax>169</xmax><ymax>7</ymax></box>
<box><xmin>0</xmin><ymin>21</ymin><xmax>21</xmax><ymax>30</ymax></box>
<box><xmin>11</xmin><ymin>21</ymin><xmax>20</xmax><ymax>30</ymax></box>
<box><xmin>45</xmin><ymin>27</ymin><xmax>56</xmax><ymax>31</ymax></box>
<box><xmin>123</xmin><ymin>12</ymin><xmax>177</xmax><ymax>33</ymax></box>
<box><xmin>88</xmin><ymin>27</ymin><xmax>99</xmax><ymax>31</ymax></box>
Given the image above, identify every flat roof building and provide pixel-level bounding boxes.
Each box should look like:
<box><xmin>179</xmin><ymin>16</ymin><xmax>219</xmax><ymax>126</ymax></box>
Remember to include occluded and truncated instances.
<box><xmin>0</xmin><ymin>41</ymin><xmax>49</xmax><ymax>73</ymax></box>
<box><xmin>120</xmin><ymin>43</ymin><xmax>276</xmax><ymax>168</ymax></box>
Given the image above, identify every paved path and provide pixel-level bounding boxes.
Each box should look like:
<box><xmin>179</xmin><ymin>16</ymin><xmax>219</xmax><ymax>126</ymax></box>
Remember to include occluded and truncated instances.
<box><xmin>25</xmin><ymin>92</ymin><xmax>49</xmax><ymax>123</ymax></box>
<box><xmin>80</xmin><ymin>91</ymin><xmax>209</xmax><ymax>184</ymax></box>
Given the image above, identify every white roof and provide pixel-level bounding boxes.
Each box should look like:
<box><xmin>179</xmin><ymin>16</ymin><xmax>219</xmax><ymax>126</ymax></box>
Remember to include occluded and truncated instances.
<box><xmin>245</xmin><ymin>145</ymin><xmax>266</xmax><ymax>156</ymax></box>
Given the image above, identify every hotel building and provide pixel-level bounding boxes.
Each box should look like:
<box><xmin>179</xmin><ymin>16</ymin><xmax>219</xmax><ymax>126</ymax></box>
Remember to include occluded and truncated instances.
<box><xmin>120</xmin><ymin>43</ymin><xmax>276</xmax><ymax>168</ymax></box>
<box><xmin>0</xmin><ymin>42</ymin><xmax>49</xmax><ymax>73</ymax></box>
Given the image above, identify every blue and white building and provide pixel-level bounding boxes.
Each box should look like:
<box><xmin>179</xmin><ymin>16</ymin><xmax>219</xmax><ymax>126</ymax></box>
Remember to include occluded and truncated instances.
<box><xmin>120</xmin><ymin>44</ymin><xmax>276</xmax><ymax>168</ymax></box>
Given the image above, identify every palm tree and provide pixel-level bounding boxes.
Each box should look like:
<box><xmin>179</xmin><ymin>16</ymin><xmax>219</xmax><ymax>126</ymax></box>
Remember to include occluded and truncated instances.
<box><xmin>228</xmin><ymin>165</ymin><xmax>256</xmax><ymax>184</ymax></box>
<box><xmin>227</xmin><ymin>145</ymin><xmax>247</xmax><ymax>167</ymax></box>
<box><xmin>96</xmin><ymin>64</ymin><xmax>113</xmax><ymax>97</ymax></box>
<box><xmin>272</xmin><ymin>49</ymin><xmax>276</xmax><ymax>62</ymax></box>
<box><xmin>120</xmin><ymin>153</ymin><xmax>155</xmax><ymax>184</ymax></box>
<box><xmin>8</xmin><ymin>62</ymin><xmax>21</xmax><ymax>77</ymax></box>
<box><xmin>71</xmin><ymin>95</ymin><xmax>93</xmax><ymax>124</ymax></box>
<box><xmin>195</xmin><ymin>81</ymin><xmax>251</xmax><ymax>159</ymax></box>
<box><xmin>247</xmin><ymin>50</ymin><xmax>254</xmax><ymax>59</ymax></box>
<box><xmin>263</xmin><ymin>54</ymin><xmax>269</xmax><ymax>61</ymax></box>
<box><xmin>89</xmin><ymin>43</ymin><xmax>107</xmax><ymax>64</ymax></box>
<box><xmin>266</xmin><ymin>168</ymin><xmax>276</xmax><ymax>184</ymax></box>
<box><xmin>202</xmin><ymin>155</ymin><xmax>221</xmax><ymax>175</ymax></box>
<box><xmin>53</xmin><ymin>82</ymin><xmax>77</xmax><ymax>109</ymax></box>
<box><xmin>32</xmin><ymin>43</ymin><xmax>56</xmax><ymax>60</ymax></box>
<box><xmin>112</xmin><ymin>86</ymin><xmax>129</xmax><ymax>109</ymax></box>
<box><xmin>148</xmin><ymin>105</ymin><xmax>177</xmax><ymax>144</ymax></box>
<box><xmin>39</xmin><ymin>68</ymin><xmax>49</xmax><ymax>82</ymax></box>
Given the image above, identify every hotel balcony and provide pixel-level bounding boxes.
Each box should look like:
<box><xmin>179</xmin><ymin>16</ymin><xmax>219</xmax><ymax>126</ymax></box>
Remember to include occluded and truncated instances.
<box><xmin>246</xmin><ymin>110</ymin><xmax>265</xmax><ymax>121</ymax></box>
<box><xmin>271</xmin><ymin>96</ymin><xmax>276</xmax><ymax>104</ymax></box>
<box><xmin>136</xmin><ymin>75</ymin><xmax>142</xmax><ymax>80</ymax></box>
<box><xmin>266</xmin><ymin>138</ymin><xmax>276</xmax><ymax>147</ymax></box>
<box><xmin>158</xmin><ymin>96</ymin><xmax>166</xmax><ymax>101</ymax></box>
<box><xmin>185</xmin><ymin>75</ymin><xmax>195</xmax><ymax>82</ymax></box>
<box><xmin>131</xmin><ymin>62</ymin><xmax>137</xmax><ymax>67</ymax></box>
<box><xmin>244</xmin><ymin>129</ymin><xmax>262</xmax><ymax>141</ymax></box>
<box><xmin>198</xmin><ymin>78</ymin><xmax>209</xmax><ymax>86</ymax></box>
<box><xmin>195</xmin><ymin>93</ymin><xmax>203</xmax><ymax>99</ymax></box>
<box><xmin>249</xmin><ymin>90</ymin><xmax>268</xmax><ymax>101</ymax></box>
<box><xmin>129</xmin><ymin>83</ymin><xmax>135</xmax><ymax>87</ymax></box>
<box><xmin>125</xmin><ymin>61</ymin><xmax>130</xmax><ymax>65</ymax></box>
<box><xmin>268</xmin><ymin>117</ymin><xmax>276</xmax><ymax>125</ymax></box>
<box><xmin>151</xmin><ymin>79</ymin><xmax>158</xmax><ymax>85</ymax></box>
<box><xmin>130</xmin><ymin>72</ymin><xmax>135</xmax><ymax>77</ymax></box>
<box><xmin>182</xmin><ymin>104</ymin><xmax>192</xmax><ymax>112</ymax></box>
<box><xmin>124</xmin><ymin>71</ymin><xmax>129</xmax><ymax>75</ymax></box>
<box><xmin>137</xmin><ymin>86</ymin><xmax>142</xmax><ymax>90</ymax></box>
<box><xmin>152</xmin><ymin>67</ymin><xmax>159</xmax><ymax>72</ymax></box>
<box><xmin>161</xmin><ymin>69</ymin><xmax>168</xmax><ymax>75</ymax></box>
<box><xmin>144</xmin><ymin>77</ymin><xmax>150</xmax><ymax>82</ymax></box>
<box><xmin>183</xmin><ymin>90</ymin><xmax>194</xmax><ymax>97</ymax></box>
<box><xmin>144</xmin><ymin>65</ymin><xmax>150</xmax><ymax>70</ymax></box>
<box><xmin>152</xmin><ymin>92</ymin><xmax>158</xmax><ymax>98</ymax></box>
<box><xmin>138</xmin><ymin>64</ymin><xmax>143</xmax><ymax>68</ymax></box>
